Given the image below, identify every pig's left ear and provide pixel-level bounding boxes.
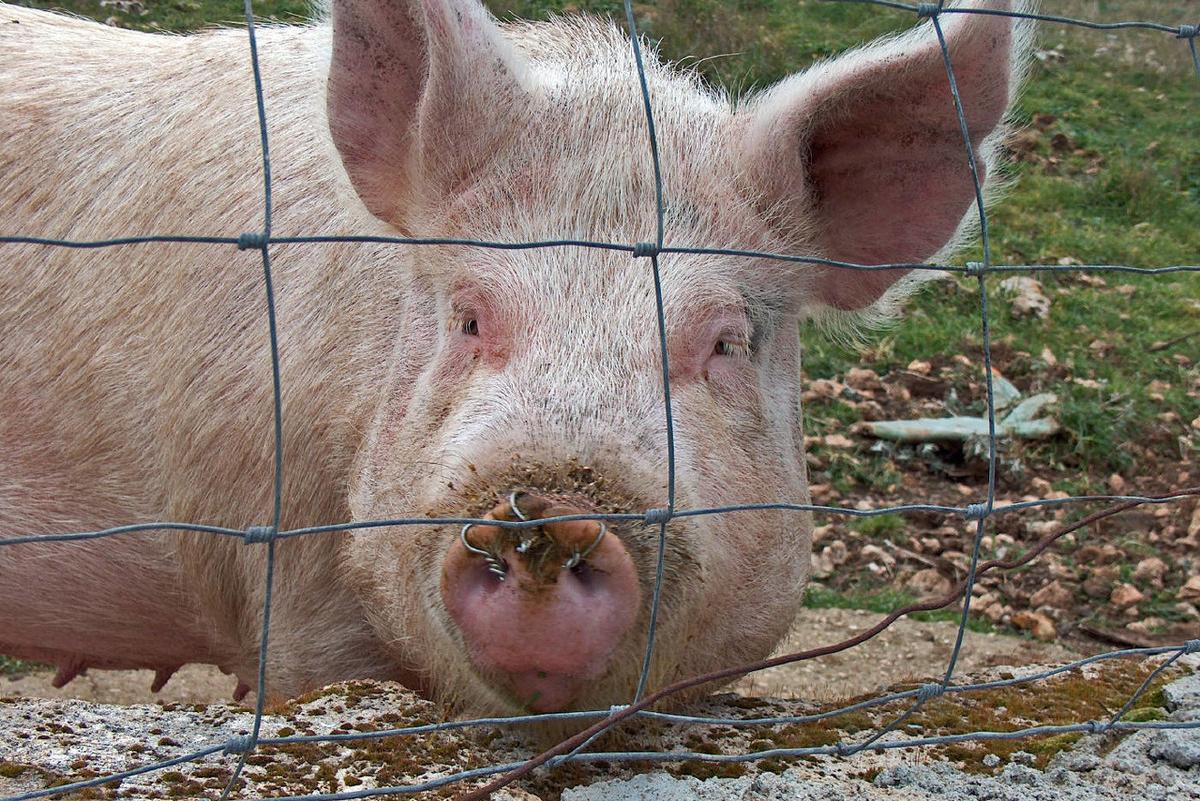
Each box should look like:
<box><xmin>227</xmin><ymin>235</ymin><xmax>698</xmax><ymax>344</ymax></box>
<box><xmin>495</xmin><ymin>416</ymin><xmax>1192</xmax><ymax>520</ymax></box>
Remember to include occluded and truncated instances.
<box><xmin>326</xmin><ymin>0</ymin><xmax>531</xmax><ymax>226</ymax></box>
<box><xmin>738</xmin><ymin>1</ymin><xmax>1030</xmax><ymax>311</ymax></box>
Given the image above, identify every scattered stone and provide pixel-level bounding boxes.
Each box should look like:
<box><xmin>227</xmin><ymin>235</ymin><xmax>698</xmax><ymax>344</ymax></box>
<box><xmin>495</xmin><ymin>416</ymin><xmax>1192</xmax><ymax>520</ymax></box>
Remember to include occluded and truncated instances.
<box><xmin>1029</xmin><ymin>580</ymin><xmax>1073</xmax><ymax>610</ymax></box>
<box><xmin>1163</xmin><ymin>673</ymin><xmax>1200</xmax><ymax>716</ymax></box>
<box><xmin>844</xmin><ymin>367</ymin><xmax>883</xmax><ymax>391</ymax></box>
<box><xmin>1132</xmin><ymin>557</ymin><xmax>1166</xmax><ymax>589</ymax></box>
<box><xmin>812</xmin><ymin>539</ymin><xmax>851</xmax><ymax>579</ymax></box>
<box><xmin>1180</xmin><ymin>575</ymin><xmax>1200</xmax><ymax>602</ymax></box>
<box><xmin>826</xmin><ymin>540</ymin><xmax>848</xmax><ymax>565</ymax></box>
<box><xmin>811</xmin><ymin>550</ymin><xmax>834</xmax><ymax>579</ymax></box>
<box><xmin>1125</xmin><ymin>617</ymin><xmax>1166</xmax><ymax>635</ymax></box>
<box><xmin>1026</xmin><ymin>519</ymin><xmax>1059</xmax><ymax>537</ymax></box>
<box><xmin>1109</xmin><ymin>583</ymin><xmax>1144</xmax><ymax>609</ymax></box>
<box><xmin>859</xmin><ymin>544</ymin><xmax>896</xmax><ymax>569</ymax></box>
<box><xmin>982</xmin><ymin>753</ymin><xmax>1001</xmax><ymax>768</ymax></box>
<box><xmin>806</xmin><ymin>378</ymin><xmax>845</xmax><ymax>399</ymax></box>
<box><xmin>1148</xmin><ymin>729</ymin><xmax>1200</xmax><ymax>769</ymax></box>
<box><xmin>1011</xmin><ymin>610</ymin><xmax>1057</xmax><ymax>641</ymax></box>
<box><xmin>906</xmin><ymin>568</ymin><xmax>952</xmax><ymax>599</ymax></box>
<box><xmin>999</xmin><ymin>763</ymin><xmax>1042</xmax><ymax>785</ymax></box>
<box><xmin>1077</xmin><ymin>545</ymin><xmax>1112</xmax><ymax>564</ymax></box>
<box><xmin>1082</xmin><ymin>574</ymin><xmax>1114</xmax><ymax>600</ymax></box>
<box><xmin>1106</xmin><ymin>473</ymin><xmax>1126</xmax><ymax>494</ymax></box>
<box><xmin>1029</xmin><ymin>477</ymin><xmax>1053</xmax><ymax>493</ymax></box>
<box><xmin>999</xmin><ymin>276</ymin><xmax>1051</xmax><ymax>319</ymax></box>
<box><xmin>990</xmin><ymin>369</ymin><xmax>1022</xmax><ymax>410</ymax></box>
<box><xmin>1010</xmin><ymin>751</ymin><xmax>1036</xmax><ymax>766</ymax></box>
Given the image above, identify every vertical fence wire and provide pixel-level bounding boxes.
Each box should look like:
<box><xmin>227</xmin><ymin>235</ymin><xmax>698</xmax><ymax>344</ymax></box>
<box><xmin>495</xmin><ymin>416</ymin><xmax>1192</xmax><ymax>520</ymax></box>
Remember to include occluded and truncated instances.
<box><xmin>622</xmin><ymin>0</ymin><xmax>675</xmax><ymax>709</ymax></box>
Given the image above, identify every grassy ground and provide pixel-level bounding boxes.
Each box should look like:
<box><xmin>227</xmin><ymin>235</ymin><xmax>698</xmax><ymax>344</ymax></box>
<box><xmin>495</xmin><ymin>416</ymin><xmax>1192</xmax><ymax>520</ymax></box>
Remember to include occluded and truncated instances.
<box><xmin>0</xmin><ymin>655</ymin><xmax>38</xmax><ymax>678</ymax></box>
<box><xmin>10</xmin><ymin>0</ymin><xmax>1198</xmax><ymax>631</ymax></box>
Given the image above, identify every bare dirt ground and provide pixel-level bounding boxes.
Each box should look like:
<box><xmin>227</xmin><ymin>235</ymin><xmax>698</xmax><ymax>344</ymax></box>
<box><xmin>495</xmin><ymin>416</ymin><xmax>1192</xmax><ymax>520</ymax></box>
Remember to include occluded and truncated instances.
<box><xmin>3</xmin><ymin>607</ymin><xmax>1077</xmax><ymax>709</ymax></box>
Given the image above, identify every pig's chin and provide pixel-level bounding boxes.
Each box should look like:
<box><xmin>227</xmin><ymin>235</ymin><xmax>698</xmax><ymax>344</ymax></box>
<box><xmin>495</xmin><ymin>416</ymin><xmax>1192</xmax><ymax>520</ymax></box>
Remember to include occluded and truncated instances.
<box><xmin>493</xmin><ymin>668</ymin><xmax>590</xmax><ymax>713</ymax></box>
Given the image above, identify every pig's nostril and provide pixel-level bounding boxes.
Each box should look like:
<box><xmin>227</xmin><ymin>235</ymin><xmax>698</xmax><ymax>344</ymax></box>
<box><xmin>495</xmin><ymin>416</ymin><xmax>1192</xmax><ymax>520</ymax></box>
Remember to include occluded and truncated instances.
<box><xmin>567</xmin><ymin>560</ymin><xmax>596</xmax><ymax>585</ymax></box>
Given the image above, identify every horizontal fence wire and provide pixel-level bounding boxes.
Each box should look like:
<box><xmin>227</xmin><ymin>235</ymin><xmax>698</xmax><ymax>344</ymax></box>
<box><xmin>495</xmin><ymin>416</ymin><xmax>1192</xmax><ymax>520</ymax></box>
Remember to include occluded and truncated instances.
<box><xmin>1</xmin><ymin>0</ymin><xmax>1198</xmax><ymax>800</ymax></box>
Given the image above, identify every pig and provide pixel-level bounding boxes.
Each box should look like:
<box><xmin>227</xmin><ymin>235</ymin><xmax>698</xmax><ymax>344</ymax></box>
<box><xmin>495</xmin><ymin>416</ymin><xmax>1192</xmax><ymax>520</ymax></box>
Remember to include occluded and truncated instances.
<box><xmin>0</xmin><ymin>0</ymin><xmax>1032</xmax><ymax>715</ymax></box>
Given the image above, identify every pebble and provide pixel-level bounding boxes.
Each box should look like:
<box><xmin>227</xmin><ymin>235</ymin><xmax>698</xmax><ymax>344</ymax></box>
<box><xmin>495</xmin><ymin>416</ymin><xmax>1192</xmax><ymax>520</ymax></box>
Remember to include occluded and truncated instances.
<box><xmin>1110</xmin><ymin>583</ymin><xmax>1145</xmax><ymax>609</ymax></box>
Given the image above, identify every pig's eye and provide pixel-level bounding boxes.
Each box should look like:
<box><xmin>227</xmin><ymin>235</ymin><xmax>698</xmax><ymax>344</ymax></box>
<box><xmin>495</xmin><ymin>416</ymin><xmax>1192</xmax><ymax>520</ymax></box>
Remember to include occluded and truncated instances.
<box><xmin>461</xmin><ymin>317</ymin><xmax>480</xmax><ymax>336</ymax></box>
<box><xmin>714</xmin><ymin>338</ymin><xmax>748</xmax><ymax>358</ymax></box>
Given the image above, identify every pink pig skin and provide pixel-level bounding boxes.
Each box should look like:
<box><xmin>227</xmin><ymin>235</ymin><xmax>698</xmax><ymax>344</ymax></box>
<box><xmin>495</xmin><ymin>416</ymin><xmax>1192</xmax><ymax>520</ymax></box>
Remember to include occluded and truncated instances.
<box><xmin>0</xmin><ymin>1</ymin><xmax>1031</xmax><ymax>714</ymax></box>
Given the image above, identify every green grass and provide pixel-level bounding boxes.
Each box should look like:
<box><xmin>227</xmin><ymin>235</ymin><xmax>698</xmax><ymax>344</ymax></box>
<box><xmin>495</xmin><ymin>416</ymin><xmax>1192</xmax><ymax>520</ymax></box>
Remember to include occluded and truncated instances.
<box><xmin>15</xmin><ymin>0</ymin><xmax>1199</xmax><ymax>478</ymax></box>
<box><xmin>850</xmin><ymin>513</ymin><xmax>907</xmax><ymax>541</ymax></box>
<box><xmin>14</xmin><ymin>0</ymin><xmax>312</xmax><ymax>31</ymax></box>
<box><xmin>803</xmin><ymin>585</ymin><xmax>999</xmax><ymax>633</ymax></box>
<box><xmin>0</xmin><ymin>655</ymin><xmax>42</xmax><ymax>678</ymax></box>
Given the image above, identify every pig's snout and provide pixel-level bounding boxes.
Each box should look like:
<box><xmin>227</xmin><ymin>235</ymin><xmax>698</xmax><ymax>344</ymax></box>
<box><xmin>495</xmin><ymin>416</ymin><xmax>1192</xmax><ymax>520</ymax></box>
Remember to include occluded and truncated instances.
<box><xmin>440</xmin><ymin>493</ymin><xmax>640</xmax><ymax>712</ymax></box>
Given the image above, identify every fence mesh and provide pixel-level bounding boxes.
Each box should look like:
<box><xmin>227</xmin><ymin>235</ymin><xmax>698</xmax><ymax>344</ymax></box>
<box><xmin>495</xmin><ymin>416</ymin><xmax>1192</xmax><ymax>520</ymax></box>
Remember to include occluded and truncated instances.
<box><xmin>1</xmin><ymin>0</ymin><xmax>1199</xmax><ymax>799</ymax></box>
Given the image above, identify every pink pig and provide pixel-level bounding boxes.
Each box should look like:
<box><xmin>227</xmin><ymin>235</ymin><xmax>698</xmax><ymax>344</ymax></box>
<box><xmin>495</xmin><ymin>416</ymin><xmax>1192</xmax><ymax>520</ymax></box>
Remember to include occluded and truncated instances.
<box><xmin>0</xmin><ymin>0</ymin><xmax>1030</xmax><ymax>714</ymax></box>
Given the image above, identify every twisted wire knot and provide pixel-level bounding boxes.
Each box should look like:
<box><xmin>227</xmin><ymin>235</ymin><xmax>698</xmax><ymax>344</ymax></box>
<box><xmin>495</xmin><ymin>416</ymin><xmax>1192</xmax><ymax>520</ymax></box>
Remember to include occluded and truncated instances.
<box><xmin>1083</xmin><ymin>720</ymin><xmax>1107</xmax><ymax>735</ymax></box>
<box><xmin>916</xmin><ymin>683</ymin><xmax>946</xmax><ymax>703</ymax></box>
<box><xmin>632</xmin><ymin>242</ymin><xmax>660</xmax><ymax>258</ymax></box>
<box><xmin>223</xmin><ymin>734</ymin><xmax>255</xmax><ymax>754</ymax></box>
<box><xmin>243</xmin><ymin>525</ymin><xmax>277</xmax><ymax>544</ymax></box>
<box><xmin>916</xmin><ymin>3</ymin><xmax>943</xmax><ymax>19</ymax></box>
<box><xmin>1177</xmin><ymin>24</ymin><xmax>1198</xmax><ymax>39</ymax></box>
<box><xmin>237</xmin><ymin>231</ymin><xmax>267</xmax><ymax>250</ymax></box>
<box><xmin>643</xmin><ymin>507</ymin><xmax>673</xmax><ymax>525</ymax></box>
<box><xmin>963</xmin><ymin>503</ymin><xmax>989</xmax><ymax>521</ymax></box>
<box><xmin>964</xmin><ymin>261</ymin><xmax>986</xmax><ymax>277</ymax></box>
<box><xmin>1183</xmin><ymin>639</ymin><xmax>1200</xmax><ymax>654</ymax></box>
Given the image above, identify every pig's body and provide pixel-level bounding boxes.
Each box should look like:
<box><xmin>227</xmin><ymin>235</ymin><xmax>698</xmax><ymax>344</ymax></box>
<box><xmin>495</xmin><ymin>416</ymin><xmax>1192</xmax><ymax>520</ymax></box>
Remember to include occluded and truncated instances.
<box><xmin>0</xmin><ymin>2</ymin><xmax>1030</xmax><ymax>713</ymax></box>
<box><xmin>0</xmin><ymin>12</ymin><xmax>409</xmax><ymax>691</ymax></box>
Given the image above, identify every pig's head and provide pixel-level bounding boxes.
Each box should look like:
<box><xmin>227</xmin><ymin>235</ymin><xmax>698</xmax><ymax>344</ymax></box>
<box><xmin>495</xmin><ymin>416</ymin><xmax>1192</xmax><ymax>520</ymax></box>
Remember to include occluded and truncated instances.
<box><xmin>328</xmin><ymin>0</ymin><xmax>1030</xmax><ymax>714</ymax></box>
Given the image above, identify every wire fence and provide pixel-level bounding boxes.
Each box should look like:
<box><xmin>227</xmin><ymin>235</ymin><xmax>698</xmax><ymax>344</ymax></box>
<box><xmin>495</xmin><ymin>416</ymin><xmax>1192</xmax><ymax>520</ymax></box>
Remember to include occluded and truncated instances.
<box><xmin>1</xmin><ymin>0</ymin><xmax>1198</xmax><ymax>799</ymax></box>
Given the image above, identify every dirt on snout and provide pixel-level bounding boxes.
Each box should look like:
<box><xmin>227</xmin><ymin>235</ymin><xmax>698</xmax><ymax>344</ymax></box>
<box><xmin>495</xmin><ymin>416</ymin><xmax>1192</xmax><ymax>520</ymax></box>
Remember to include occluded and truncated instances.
<box><xmin>3</xmin><ymin>607</ymin><xmax>1076</xmax><ymax>708</ymax></box>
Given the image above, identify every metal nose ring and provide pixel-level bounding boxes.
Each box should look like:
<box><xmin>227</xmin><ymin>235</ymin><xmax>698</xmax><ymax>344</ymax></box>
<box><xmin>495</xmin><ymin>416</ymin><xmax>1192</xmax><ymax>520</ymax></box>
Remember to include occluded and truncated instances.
<box><xmin>509</xmin><ymin>491</ymin><xmax>537</xmax><ymax>554</ymax></box>
<box><xmin>461</xmin><ymin>524</ymin><xmax>508</xmax><ymax>581</ymax></box>
<box><xmin>564</xmin><ymin>522</ymin><xmax>607</xmax><ymax>570</ymax></box>
<box><xmin>508</xmin><ymin>491</ymin><xmax>530</xmax><ymax>520</ymax></box>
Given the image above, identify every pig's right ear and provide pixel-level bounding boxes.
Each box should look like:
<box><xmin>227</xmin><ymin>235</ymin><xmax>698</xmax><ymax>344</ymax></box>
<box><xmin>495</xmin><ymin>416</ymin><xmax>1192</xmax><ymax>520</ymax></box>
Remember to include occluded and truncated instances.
<box><xmin>326</xmin><ymin>0</ymin><xmax>530</xmax><ymax>225</ymax></box>
<box><xmin>738</xmin><ymin>1</ymin><xmax>1028</xmax><ymax>314</ymax></box>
